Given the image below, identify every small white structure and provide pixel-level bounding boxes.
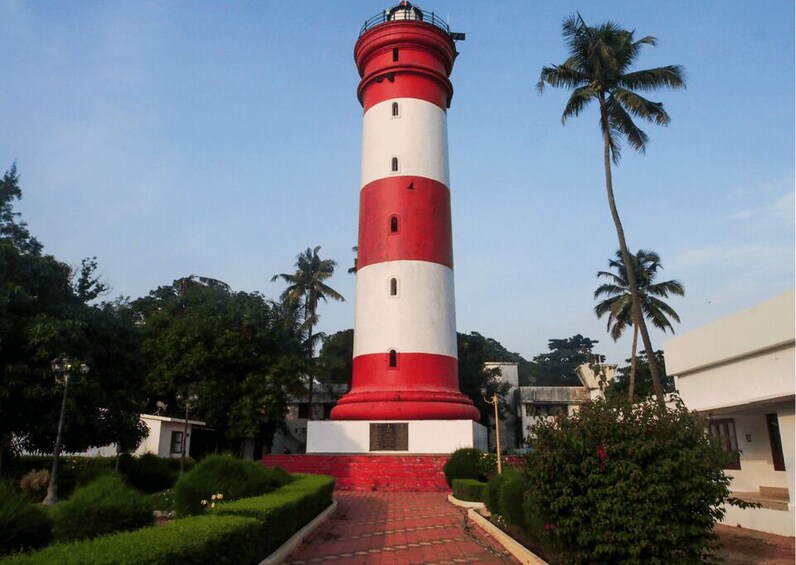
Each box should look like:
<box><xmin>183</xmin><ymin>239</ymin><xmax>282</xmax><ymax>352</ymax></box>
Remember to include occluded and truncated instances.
<box><xmin>665</xmin><ymin>289</ymin><xmax>795</xmax><ymax>537</ymax></box>
<box><xmin>136</xmin><ymin>414</ymin><xmax>205</xmax><ymax>459</ymax></box>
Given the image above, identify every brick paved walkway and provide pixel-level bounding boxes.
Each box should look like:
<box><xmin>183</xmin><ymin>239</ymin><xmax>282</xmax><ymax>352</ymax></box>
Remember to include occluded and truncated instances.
<box><xmin>285</xmin><ymin>492</ymin><xmax>520</xmax><ymax>565</ymax></box>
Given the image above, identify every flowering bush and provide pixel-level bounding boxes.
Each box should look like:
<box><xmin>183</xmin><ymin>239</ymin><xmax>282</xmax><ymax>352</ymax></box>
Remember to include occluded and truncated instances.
<box><xmin>200</xmin><ymin>493</ymin><xmax>224</xmax><ymax>510</ymax></box>
<box><xmin>523</xmin><ymin>397</ymin><xmax>737</xmax><ymax>564</ymax></box>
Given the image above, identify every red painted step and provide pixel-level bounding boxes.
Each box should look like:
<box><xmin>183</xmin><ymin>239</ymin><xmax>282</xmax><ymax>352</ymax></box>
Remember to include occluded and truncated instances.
<box><xmin>262</xmin><ymin>454</ymin><xmax>451</xmax><ymax>492</ymax></box>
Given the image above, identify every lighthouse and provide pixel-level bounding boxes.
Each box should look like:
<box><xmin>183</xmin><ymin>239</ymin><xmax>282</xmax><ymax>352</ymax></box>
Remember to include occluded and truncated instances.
<box><xmin>308</xmin><ymin>2</ymin><xmax>484</xmax><ymax>454</ymax></box>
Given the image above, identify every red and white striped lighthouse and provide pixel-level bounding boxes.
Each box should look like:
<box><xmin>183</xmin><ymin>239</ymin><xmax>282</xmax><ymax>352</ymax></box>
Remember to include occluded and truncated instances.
<box><xmin>331</xmin><ymin>2</ymin><xmax>479</xmax><ymax>422</ymax></box>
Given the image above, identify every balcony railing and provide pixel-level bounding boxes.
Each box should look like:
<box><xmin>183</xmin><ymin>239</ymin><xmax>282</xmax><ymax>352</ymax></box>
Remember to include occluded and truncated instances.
<box><xmin>359</xmin><ymin>6</ymin><xmax>450</xmax><ymax>37</ymax></box>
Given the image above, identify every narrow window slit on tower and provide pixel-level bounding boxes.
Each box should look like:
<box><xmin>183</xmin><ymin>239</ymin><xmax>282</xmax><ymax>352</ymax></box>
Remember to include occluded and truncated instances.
<box><xmin>391</xmin><ymin>157</ymin><xmax>399</xmax><ymax>172</ymax></box>
<box><xmin>393</xmin><ymin>48</ymin><xmax>399</xmax><ymax>62</ymax></box>
<box><xmin>388</xmin><ymin>349</ymin><xmax>397</xmax><ymax>368</ymax></box>
<box><xmin>390</xmin><ymin>215</ymin><xmax>399</xmax><ymax>233</ymax></box>
<box><xmin>390</xmin><ymin>278</ymin><xmax>397</xmax><ymax>296</ymax></box>
<box><xmin>392</xmin><ymin>102</ymin><xmax>399</xmax><ymax>117</ymax></box>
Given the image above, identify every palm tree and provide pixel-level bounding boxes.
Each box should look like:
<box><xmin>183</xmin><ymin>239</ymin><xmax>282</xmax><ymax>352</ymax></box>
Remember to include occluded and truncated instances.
<box><xmin>594</xmin><ymin>249</ymin><xmax>684</xmax><ymax>402</ymax></box>
<box><xmin>271</xmin><ymin>246</ymin><xmax>344</xmax><ymax>420</ymax></box>
<box><xmin>537</xmin><ymin>14</ymin><xmax>685</xmax><ymax>405</ymax></box>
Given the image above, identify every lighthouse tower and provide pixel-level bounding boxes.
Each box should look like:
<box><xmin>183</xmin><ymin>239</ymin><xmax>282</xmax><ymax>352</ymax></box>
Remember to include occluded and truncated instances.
<box><xmin>308</xmin><ymin>2</ymin><xmax>483</xmax><ymax>454</ymax></box>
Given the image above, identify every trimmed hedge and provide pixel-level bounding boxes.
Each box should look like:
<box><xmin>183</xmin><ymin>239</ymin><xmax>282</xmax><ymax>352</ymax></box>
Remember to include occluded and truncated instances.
<box><xmin>2</xmin><ymin>515</ymin><xmax>260</xmax><ymax>565</ymax></box>
<box><xmin>172</xmin><ymin>455</ymin><xmax>291</xmax><ymax>516</ymax></box>
<box><xmin>451</xmin><ymin>478</ymin><xmax>486</xmax><ymax>502</ymax></box>
<box><xmin>3</xmin><ymin>473</ymin><xmax>335</xmax><ymax>564</ymax></box>
<box><xmin>442</xmin><ymin>448</ymin><xmax>482</xmax><ymax>487</ymax></box>
<box><xmin>483</xmin><ymin>470</ymin><xmax>510</xmax><ymax>515</ymax></box>
<box><xmin>51</xmin><ymin>475</ymin><xmax>154</xmax><ymax>542</ymax></box>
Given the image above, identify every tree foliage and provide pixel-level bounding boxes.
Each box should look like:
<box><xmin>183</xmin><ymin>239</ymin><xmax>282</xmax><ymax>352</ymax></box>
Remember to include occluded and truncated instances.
<box><xmin>524</xmin><ymin>397</ymin><xmax>737</xmax><ymax>564</ymax></box>
<box><xmin>594</xmin><ymin>249</ymin><xmax>684</xmax><ymax>401</ymax></box>
<box><xmin>1</xmin><ymin>165</ymin><xmax>147</xmax><ymax>469</ymax></box>
<box><xmin>532</xmin><ymin>335</ymin><xmax>602</xmax><ymax>386</ymax></box>
<box><xmin>317</xmin><ymin>329</ymin><xmax>354</xmax><ymax>388</ymax></box>
<box><xmin>132</xmin><ymin>279</ymin><xmax>305</xmax><ymax>452</ymax></box>
<box><xmin>607</xmin><ymin>349</ymin><xmax>675</xmax><ymax>401</ymax></box>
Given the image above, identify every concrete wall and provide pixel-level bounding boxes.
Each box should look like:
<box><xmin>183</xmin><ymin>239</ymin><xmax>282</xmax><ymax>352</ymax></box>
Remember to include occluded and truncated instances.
<box><xmin>306</xmin><ymin>420</ymin><xmax>486</xmax><ymax>454</ymax></box>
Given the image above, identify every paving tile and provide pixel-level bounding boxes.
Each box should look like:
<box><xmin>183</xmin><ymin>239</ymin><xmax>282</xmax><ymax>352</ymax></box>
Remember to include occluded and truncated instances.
<box><xmin>285</xmin><ymin>492</ymin><xmax>520</xmax><ymax>565</ymax></box>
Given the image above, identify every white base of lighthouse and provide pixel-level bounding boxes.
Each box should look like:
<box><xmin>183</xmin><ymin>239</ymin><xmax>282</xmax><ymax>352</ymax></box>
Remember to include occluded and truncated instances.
<box><xmin>306</xmin><ymin>420</ymin><xmax>487</xmax><ymax>454</ymax></box>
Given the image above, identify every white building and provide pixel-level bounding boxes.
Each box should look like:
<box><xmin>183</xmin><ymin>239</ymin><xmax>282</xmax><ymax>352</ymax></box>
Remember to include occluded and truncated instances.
<box><xmin>80</xmin><ymin>414</ymin><xmax>205</xmax><ymax>459</ymax></box>
<box><xmin>485</xmin><ymin>362</ymin><xmax>615</xmax><ymax>449</ymax></box>
<box><xmin>665</xmin><ymin>289</ymin><xmax>795</xmax><ymax>536</ymax></box>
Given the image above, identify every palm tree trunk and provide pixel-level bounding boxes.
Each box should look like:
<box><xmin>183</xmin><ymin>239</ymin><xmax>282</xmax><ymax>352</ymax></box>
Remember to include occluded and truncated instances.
<box><xmin>303</xmin><ymin>296</ymin><xmax>315</xmax><ymax>422</ymax></box>
<box><xmin>599</xmin><ymin>97</ymin><xmax>665</xmax><ymax>406</ymax></box>
<box><xmin>628</xmin><ymin>323</ymin><xmax>639</xmax><ymax>403</ymax></box>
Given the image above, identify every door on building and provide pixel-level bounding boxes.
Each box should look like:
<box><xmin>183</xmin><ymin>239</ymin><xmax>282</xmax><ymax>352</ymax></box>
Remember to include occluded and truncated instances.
<box><xmin>765</xmin><ymin>413</ymin><xmax>786</xmax><ymax>471</ymax></box>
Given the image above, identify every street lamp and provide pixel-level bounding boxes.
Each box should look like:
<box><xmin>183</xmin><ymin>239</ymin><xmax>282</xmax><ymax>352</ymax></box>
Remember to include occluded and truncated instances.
<box><xmin>176</xmin><ymin>391</ymin><xmax>198</xmax><ymax>475</ymax></box>
<box><xmin>44</xmin><ymin>357</ymin><xmax>89</xmax><ymax>505</ymax></box>
<box><xmin>481</xmin><ymin>386</ymin><xmax>502</xmax><ymax>474</ymax></box>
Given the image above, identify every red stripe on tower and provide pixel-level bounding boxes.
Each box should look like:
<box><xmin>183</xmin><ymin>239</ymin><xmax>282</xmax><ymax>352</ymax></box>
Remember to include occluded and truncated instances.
<box><xmin>331</xmin><ymin>2</ymin><xmax>478</xmax><ymax>422</ymax></box>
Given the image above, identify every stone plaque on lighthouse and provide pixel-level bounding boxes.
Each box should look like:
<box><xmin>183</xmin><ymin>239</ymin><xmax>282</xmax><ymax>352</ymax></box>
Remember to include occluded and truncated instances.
<box><xmin>307</xmin><ymin>1</ymin><xmax>486</xmax><ymax>454</ymax></box>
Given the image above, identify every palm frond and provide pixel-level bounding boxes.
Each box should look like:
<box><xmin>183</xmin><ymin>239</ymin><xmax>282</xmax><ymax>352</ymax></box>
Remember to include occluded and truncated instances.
<box><xmin>613</xmin><ymin>87</ymin><xmax>670</xmax><ymax>126</ymax></box>
<box><xmin>620</xmin><ymin>66</ymin><xmax>685</xmax><ymax>91</ymax></box>
<box><xmin>537</xmin><ymin>62</ymin><xmax>588</xmax><ymax>93</ymax></box>
<box><xmin>562</xmin><ymin>85</ymin><xmax>597</xmax><ymax>122</ymax></box>
<box><xmin>607</xmin><ymin>95</ymin><xmax>649</xmax><ymax>152</ymax></box>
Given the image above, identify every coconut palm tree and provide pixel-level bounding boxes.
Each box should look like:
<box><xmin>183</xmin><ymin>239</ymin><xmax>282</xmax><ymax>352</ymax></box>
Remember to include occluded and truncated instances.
<box><xmin>537</xmin><ymin>14</ymin><xmax>685</xmax><ymax>404</ymax></box>
<box><xmin>594</xmin><ymin>249</ymin><xmax>684</xmax><ymax>401</ymax></box>
<box><xmin>271</xmin><ymin>246</ymin><xmax>344</xmax><ymax>420</ymax></box>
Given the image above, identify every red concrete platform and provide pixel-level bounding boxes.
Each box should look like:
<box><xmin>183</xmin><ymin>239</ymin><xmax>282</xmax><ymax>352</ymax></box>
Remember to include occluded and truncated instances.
<box><xmin>263</xmin><ymin>454</ymin><xmax>450</xmax><ymax>492</ymax></box>
<box><xmin>284</xmin><ymin>491</ymin><xmax>521</xmax><ymax>565</ymax></box>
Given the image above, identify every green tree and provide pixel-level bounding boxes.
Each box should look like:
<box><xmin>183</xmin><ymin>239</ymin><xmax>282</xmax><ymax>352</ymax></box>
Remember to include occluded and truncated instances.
<box><xmin>456</xmin><ymin>332</ymin><xmax>518</xmax><ymax>424</ymax></box>
<box><xmin>318</xmin><ymin>329</ymin><xmax>354</xmax><ymax>388</ymax></box>
<box><xmin>608</xmin><ymin>349</ymin><xmax>675</xmax><ymax>401</ymax></box>
<box><xmin>0</xmin><ymin>165</ymin><xmax>146</xmax><ymax>473</ymax></box>
<box><xmin>594</xmin><ymin>249</ymin><xmax>684</xmax><ymax>401</ymax></box>
<box><xmin>538</xmin><ymin>14</ymin><xmax>685</xmax><ymax>404</ymax></box>
<box><xmin>271</xmin><ymin>246</ymin><xmax>344</xmax><ymax>420</ymax></box>
<box><xmin>532</xmin><ymin>335</ymin><xmax>602</xmax><ymax>386</ymax></box>
<box><xmin>133</xmin><ymin>279</ymin><xmax>304</xmax><ymax>454</ymax></box>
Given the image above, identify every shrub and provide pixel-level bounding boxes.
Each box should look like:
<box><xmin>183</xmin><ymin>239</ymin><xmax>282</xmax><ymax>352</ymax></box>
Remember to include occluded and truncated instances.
<box><xmin>497</xmin><ymin>468</ymin><xmax>526</xmax><ymax>528</ymax></box>
<box><xmin>0</xmin><ymin>481</ymin><xmax>52</xmax><ymax>555</ymax></box>
<box><xmin>172</xmin><ymin>455</ymin><xmax>290</xmax><ymax>516</ymax></box>
<box><xmin>51</xmin><ymin>475</ymin><xmax>154</xmax><ymax>542</ymax></box>
<box><xmin>523</xmin><ymin>397</ymin><xmax>738</xmax><ymax>564</ymax></box>
<box><xmin>483</xmin><ymin>470</ymin><xmax>509</xmax><ymax>515</ymax></box>
<box><xmin>19</xmin><ymin>470</ymin><xmax>50</xmax><ymax>503</ymax></box>
<box><xmin>451</xmin><ymin>478</ymin><xmax>486</xmax><ymax>502</ymax></box>
<box><xmin>4</xmin><ymin>474</ymin><xmax>335</xmax><ymax>565</ymax></box>
<box><xmin>122</xmin><ymin>454</ymin><xmax>175</xmax><ymax>494</ymax></box>
<box><xmin>443</xmin><ymin>448</ymin><xmax>482</xmax><ymax>487</ymax></box>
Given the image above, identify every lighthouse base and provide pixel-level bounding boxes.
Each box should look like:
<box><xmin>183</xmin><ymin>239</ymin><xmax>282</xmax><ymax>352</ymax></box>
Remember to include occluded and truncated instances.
<box><xmin>306</xmin><ymin>420</ymin><xmax>487</xmax><ymax>454</ymax></box>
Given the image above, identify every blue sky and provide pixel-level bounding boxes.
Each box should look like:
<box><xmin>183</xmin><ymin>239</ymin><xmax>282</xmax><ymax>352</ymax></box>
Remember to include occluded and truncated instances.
<box><xmin>1</xmin><ymin>1</ymin><xmax>793</xmax><ymax>365</ymax></box>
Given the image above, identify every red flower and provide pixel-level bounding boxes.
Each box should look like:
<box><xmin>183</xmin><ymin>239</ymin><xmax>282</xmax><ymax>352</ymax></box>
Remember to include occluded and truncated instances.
<box><xmin>596</xmin><ymin>446</ymin><xmax>608</xmax><ymax>471</ymax></box>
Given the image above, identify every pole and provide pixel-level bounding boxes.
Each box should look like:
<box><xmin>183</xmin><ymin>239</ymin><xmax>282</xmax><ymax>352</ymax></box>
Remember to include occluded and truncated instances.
<box><xmin>180</xmin><ymin>402</ymin><xmax>189</xmax><ymax>475</ymax></box>
<box><xmin>44</xmin><ymin>372</ymin><xmax>71</xmax><ymax>505</ymax></box>
<box><xmin>493</xmin><ymin>393</ymin><xmax>502</xmax><ymax>474</ymax></box>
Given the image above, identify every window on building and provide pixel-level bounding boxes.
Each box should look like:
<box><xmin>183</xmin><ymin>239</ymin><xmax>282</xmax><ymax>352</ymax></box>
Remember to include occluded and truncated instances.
<box><xmin>390</xmin><ymin>277</ymin><xmax>398</xmax><ymax>296</ymax></box>
<box><xmin>390</xmin><ymin>215</ymin><xmax>399</xmax><ymax>233</ymax></box>
<box><xmin>393</xmin><ymin>48</ymin><xmax>399</xmax><ymax>62</ymax></box>
<box><xmin>297</xmin><ymin>403</ymin><xmax>309</xmax><ymax>419</ymax></box>
<box><xmin>391</xmin><ymin>157</ymin><xmax>399</xmax><ymax>172</ymax></box>
<box><xmin>525</xmin><ymin>404</ymin><xmax>567</xmax><ymax>417</ymax></box>
<box><xmin>766</xmin><ymin>413</ymin><xmax>786</xmax><ymax>471</ymax></box>
<box><xmin>388</xmin><ymin>349</ymin><xmax>397</xmax><ymax>368</ymax></box>
<box><xmin>391</xmin><ymin>102</ymin><xmax>399</xmax><ymax>117</ymax></box>
<box><xmin>708</xmin><ymin>418</ymin><xmax>741</xmax><ymax>470</ymax></box>
<box><xmin>170</xmin><ymin>431</ymin><xmax>184</xmax><ymax>454</ymax></box>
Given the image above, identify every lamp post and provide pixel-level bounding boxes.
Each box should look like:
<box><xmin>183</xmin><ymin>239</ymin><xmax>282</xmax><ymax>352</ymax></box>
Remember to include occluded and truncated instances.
<box><xmin>481</xmin><ymin>387</ymin><xmax>502</xmax><ymax>474</ymax></box>
<box><xmin>44</xmin><ymin>357</ymin><xmax>88</xmax><ymax>505</ymax></box>
<box><xmin>176</xmin><ymin>391</ymin><xmax>198</xmax><ymax>475</ymax></box>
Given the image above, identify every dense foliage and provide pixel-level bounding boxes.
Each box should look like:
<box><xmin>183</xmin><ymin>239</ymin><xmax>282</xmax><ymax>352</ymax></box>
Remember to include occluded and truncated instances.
<box><xmin>133</xmin><ymin>278</ymin><xmax>306</xmax><ymax>453</ymax></box>
<box><xmin>0</xmin><ymin>481</ymin><xmax>52</xmax><ymax>555</ymax></box>
<box><xmin>532</xmin><ymin>335</ymin><xmax>602</xmax><ymax>386</ymax></box>
<box><xmin>607</xmin><ymin>349</ymin><xmax>675</xmax><ymax>401</ymax></box>
<box><xmin>0</xmin><ymin>165</ymin><xmax>147</xmax><ymax>472</ymax></box>
<box><xmin>443</xmin><ymin>448</ymin><xmax>484</xmax><ymax>487</ymax></box>
<box><xmin>50</xmin><ymin>475</ymin><xmax>154</xmax><ymax>542</ymax></box>
<box><xmin>523</xmin><ymin>397</ymin><xmax>736</xmax><ymax>564</ymax></box>
<box><xmin>172</xmin><ymin>455</ymin><xmax>291</xmax><ymax>516</ymax></box>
